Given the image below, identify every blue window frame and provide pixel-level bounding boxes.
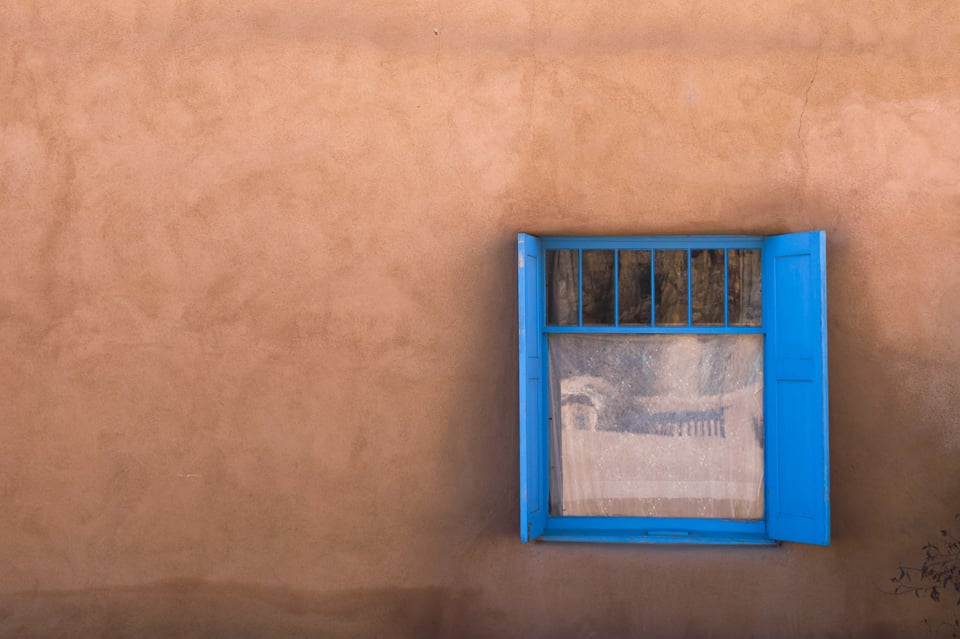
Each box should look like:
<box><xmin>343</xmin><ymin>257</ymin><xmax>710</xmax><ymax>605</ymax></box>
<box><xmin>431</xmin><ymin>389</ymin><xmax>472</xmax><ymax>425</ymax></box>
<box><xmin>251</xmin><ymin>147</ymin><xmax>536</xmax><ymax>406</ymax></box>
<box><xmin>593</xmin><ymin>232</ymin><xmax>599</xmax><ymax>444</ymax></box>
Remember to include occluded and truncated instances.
<box><xmin>518</xmin><ymin>232</ymin><xmax>829</xmax><ymax>545</ymax></box>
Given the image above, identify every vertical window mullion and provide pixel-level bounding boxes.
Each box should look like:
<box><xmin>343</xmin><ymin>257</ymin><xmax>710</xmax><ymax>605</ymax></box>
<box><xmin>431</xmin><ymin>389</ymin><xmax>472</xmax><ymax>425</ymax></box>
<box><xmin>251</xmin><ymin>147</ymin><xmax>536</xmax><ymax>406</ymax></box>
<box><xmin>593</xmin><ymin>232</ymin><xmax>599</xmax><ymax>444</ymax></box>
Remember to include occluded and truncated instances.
<box><xmin>723</xmin><ymin>249</ymin><xmax>729</xmax><ymax>328</ymax></box>
<box><xmin>613</xmin><ymin>249</ymin><xmax>620</xmax><ymax>327</ymax></box>
<box><xmin>650</xmin><ymin>249</ymin><xmax>656</xmax><ymax>326</ymax></box>
<box><xmin>686</xmin><ymin>249</ymin><xmax>692</xmax><ymax>327</ymax></box>
<box><xmin>578</xmin><ymin>249</ymin><xmax>583</xmax><ymax>327</ymax></box>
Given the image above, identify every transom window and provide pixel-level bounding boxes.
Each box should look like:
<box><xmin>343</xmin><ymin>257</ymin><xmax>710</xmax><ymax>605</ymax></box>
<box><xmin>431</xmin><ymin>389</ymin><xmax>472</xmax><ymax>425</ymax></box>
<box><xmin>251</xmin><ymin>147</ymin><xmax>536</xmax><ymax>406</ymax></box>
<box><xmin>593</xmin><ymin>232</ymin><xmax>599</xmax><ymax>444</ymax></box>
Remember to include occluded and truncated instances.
<box><xmin>544</xmin><ymin>244</ymin><xmax>760</xmax><ymax>329</ymax></box>
<box><xmin>518</xmin><ymin>233</ymin><xmax>829</xmax><ymax>545</ymax></box>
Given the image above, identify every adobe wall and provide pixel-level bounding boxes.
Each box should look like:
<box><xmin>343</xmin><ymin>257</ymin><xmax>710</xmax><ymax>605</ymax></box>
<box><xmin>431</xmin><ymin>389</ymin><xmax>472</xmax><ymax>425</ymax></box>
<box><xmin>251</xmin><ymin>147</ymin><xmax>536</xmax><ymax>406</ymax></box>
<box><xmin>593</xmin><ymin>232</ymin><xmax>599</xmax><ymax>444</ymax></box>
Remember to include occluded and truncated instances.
<box><xmin>1</xmin><ymin>2</ymin><xmax>958</xmax><ymax>637</ymax></box>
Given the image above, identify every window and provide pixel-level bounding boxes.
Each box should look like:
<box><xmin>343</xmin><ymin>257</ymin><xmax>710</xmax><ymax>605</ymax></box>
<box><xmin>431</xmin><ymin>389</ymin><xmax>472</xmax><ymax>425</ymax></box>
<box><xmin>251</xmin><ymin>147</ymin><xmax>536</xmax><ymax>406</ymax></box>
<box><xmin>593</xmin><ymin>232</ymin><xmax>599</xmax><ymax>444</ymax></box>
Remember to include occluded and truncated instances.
<box><xmin>518</xmin><ymin>233</ymin><xmax>829</xmax><ymax>545</ymax></box>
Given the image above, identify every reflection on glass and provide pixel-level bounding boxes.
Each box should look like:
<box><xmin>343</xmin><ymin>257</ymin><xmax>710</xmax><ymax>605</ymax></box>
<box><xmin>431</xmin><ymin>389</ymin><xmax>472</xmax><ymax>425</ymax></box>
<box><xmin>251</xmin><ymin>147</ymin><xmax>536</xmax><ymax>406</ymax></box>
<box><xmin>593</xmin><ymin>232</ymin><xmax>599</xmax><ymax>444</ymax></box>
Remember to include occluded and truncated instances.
<box><xmin>728</xmin><ymin>249</ymin><xmax>762</xmax><ymax>326</ymax></box>
<box><xmin>618</xmin><ymin>250</ymin><xmax>652</xmax><ymax>325</ymax></box>
<box><xmin>582</xmin><ymin>250</ymin><xmax>615</xmax><ymax>325</ymax></box>
<box><xmin>654</xmin><ymin>250</ymin><xmax>688</xmax><ymax>326</ymax></box>
<box><xmin>691</xmin><ymin>249</ymin><xmax>724</xmax><ymax>326</ymax></box>
<box><xmin>546</xmin><ymin>249</ymin><xmax>579</xmax><ymax>325</ymax></box>
<box><xmin>548</xmin><ymin>333</ymin><xmax>764</xmax><ymax>519</ymax></box>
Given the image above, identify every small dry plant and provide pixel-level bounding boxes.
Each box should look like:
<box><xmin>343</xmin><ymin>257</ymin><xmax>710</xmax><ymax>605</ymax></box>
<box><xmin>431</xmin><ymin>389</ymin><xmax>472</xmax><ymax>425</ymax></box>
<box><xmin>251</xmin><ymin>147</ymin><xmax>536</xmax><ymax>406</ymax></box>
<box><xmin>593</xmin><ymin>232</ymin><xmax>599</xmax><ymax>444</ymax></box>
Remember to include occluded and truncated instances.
<box><xmin>890</xmin><ymin>515</ymin><xmax>960</xmax><ymax>637</ymax></box>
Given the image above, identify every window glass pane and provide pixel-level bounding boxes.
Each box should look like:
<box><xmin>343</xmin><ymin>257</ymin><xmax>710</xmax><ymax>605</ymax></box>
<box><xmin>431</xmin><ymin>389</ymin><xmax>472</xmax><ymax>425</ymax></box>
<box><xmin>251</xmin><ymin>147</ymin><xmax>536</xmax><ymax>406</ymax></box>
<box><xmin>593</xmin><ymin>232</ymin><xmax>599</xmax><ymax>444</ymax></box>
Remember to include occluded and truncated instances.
<box><xmin>728</xmin><ymin>249</ymin><xmax>762</xmax><ymax>326</ymax></box>
<box><xmin>548</xmin><ymin>334</ymin><xmax>764</xmax><ymax>520</ymax></box>
<box><xmin>546</xmin><ymin>249</ymin><xmax>579</xmax><ymax>326</ymax></box>
<box><xmin>618</xmin><ymin>250</ymin><xmax>651</xmax><ymax>325</ymax></box>
<box><xmin>654</xmin><ymin>250</ymin><xmax>688</xmax><ymax>326</ymax></box>
<box><xmin>582</xmin><ymin>250</ymin><xmax>615</xmax><ymax>325</ymax></box>
<box><xmin>691</xmin><ymin>249</ymin><xmax>724</xmax><ymax>326</ymax></box>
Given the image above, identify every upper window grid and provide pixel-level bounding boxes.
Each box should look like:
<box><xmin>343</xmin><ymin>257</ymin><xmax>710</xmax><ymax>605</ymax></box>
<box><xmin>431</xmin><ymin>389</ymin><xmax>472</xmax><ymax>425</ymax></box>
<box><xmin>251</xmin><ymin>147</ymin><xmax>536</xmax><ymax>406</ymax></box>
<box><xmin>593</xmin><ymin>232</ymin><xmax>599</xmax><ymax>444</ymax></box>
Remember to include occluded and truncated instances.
<box><xmin>544</xmin><ymin>239</ymin><xmax>762</xmax><ymax>332</ymax></box>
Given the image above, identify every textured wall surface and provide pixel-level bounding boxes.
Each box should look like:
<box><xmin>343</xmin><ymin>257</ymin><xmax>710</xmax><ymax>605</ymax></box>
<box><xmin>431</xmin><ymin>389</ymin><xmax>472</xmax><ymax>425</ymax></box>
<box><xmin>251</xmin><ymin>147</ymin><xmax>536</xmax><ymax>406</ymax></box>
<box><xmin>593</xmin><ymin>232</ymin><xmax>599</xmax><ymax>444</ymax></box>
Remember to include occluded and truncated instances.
<box><xmin>1</xmin><ymin>2</ymin><xmax>959</xmax><ymax>637</ymax></box>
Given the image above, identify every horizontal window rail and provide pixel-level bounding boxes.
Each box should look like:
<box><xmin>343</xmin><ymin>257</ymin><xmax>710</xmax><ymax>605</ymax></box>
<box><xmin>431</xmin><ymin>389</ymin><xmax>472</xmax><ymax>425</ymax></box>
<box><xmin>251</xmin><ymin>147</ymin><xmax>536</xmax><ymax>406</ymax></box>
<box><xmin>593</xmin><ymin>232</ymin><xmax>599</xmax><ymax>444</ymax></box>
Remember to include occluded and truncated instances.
<box><xmin>541</xmin><ymin>236</ymin><xmax>763</xmax><ymax>250</ymax></box>
<box><xmin>543</xmin><ymin>326</ymin><xmax>763</xmax><ymax>334</ymax></box>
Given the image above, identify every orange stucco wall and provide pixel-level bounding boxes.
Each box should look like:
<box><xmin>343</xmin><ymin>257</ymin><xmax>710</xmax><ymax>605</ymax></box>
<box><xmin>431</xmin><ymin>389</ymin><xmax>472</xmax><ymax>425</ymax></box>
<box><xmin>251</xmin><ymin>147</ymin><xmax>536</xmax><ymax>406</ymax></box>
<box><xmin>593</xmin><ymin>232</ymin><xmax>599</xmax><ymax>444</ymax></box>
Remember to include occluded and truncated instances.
<box><xmin>2</xmin><ymin>2</ymin><xmax>959</xmax><ymax>637</ymax></box>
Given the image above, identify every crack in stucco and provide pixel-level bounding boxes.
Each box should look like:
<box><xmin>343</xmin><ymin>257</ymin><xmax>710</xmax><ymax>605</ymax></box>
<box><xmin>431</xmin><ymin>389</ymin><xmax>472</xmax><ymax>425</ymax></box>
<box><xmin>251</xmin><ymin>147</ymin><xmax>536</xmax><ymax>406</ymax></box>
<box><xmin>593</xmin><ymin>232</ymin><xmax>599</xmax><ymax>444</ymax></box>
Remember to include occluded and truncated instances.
<box><xmin>796</xmin><ymin>40</ymin><xmax>822</xmax><ymax>212</ymax></box>
<box><xmin>797</xmin><ymin>46</ymin><xmax>822</xmax><ymax>143</ymax></box>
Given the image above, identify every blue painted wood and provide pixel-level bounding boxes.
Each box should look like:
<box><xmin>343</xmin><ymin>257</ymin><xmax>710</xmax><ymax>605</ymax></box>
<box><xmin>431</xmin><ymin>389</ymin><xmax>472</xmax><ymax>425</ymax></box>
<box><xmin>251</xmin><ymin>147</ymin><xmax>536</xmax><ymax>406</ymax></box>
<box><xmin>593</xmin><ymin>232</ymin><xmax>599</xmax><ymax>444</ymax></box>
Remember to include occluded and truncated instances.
<box><xmin>650</xmin><ymin>249</ymin><xmax>656</xmax><ymax>326</ymax></box>
<box><xmin>519</xmin><ymin>232</ymin><xmax>828</xmax><ymax>546</ymax></box>
<box><xmin>543</xmin><ymin>236</ymin><xmax>764</xmax><ymax>250</ymax></box>
<box><xmin>546</xmin><ymin>516</ymin><xmax>765</xmax><ymax>535</ymax></box>
<box><xmin>538</xmin><ymin>530</ymin><xmax>777</xmax><ymax>545</ymax></box>
<box><xmin>762</xmin><ymin>231</ymin><xmax>830</xmax><ymax>546</ymax></box>
<box><xmin>518</xmin><ymin>233</ymin><xmax>547</xmax><ymax>542</ymax></box>
<box><xmin>613</xmin><ymin>249</ymin><xmax>620</xmax><ymax>327</ymax></box>
<box><xmin>686</xmin><ymin>249</ymin><xmax>692</xmax><ymax>326</ymax></box>
<box><xmin>543</xmin><ymin>326</ymin><xmax>762</xmax><ymax>335</ymax></box>
<box><xmin>723</xmin><ymin>249</ymin><xmax>729</xmax><ymax>327</ymax></box>
<box><xmin>577</xmin><ymin>249</ymin><xmax>583</xmax><ymax>326</ymax></box>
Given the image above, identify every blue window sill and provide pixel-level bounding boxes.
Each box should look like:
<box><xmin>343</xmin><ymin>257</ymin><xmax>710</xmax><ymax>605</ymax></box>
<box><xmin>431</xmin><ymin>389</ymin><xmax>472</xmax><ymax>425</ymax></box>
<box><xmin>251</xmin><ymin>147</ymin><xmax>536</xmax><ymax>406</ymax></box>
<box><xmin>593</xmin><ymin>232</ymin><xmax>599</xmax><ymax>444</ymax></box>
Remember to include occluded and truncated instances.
<box><xmin>537</xmin><ymin>516</ymin><xmax>778</xmax><ymax>545</ymax></box>
<box><xmin>537</xmin><ymin>530</ymin><xmax>778</xmax><ymax>545</ymax></box>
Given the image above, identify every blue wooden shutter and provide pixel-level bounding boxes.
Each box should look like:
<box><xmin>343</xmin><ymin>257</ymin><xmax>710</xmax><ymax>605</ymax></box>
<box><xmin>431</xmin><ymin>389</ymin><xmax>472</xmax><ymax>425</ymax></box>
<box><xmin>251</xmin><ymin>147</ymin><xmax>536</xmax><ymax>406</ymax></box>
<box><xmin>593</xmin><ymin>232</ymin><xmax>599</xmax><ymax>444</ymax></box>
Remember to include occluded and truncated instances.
<box><xmin>518</xmin><ymin>233</ymin><xmax>547</xmax><ymax>542</ymax></box>
<box><xmin>763</xmin><ymin>231</ymin><xmax>830</xmax><ymax>545</ymax></box>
